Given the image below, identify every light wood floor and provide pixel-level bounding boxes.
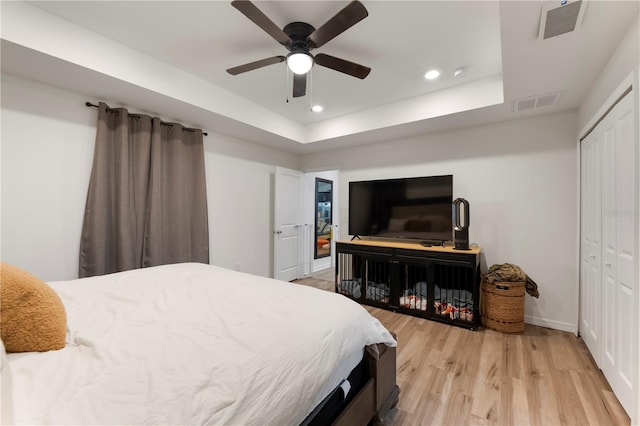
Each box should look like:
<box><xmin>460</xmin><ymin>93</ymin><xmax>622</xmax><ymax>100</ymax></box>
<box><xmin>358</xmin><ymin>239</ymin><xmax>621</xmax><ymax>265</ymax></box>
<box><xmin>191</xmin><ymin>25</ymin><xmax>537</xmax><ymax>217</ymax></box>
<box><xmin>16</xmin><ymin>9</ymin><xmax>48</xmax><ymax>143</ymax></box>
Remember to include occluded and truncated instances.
<box><xmin>294</xmin><ymin>270</ymin><xmax>630</xmax><ymax>426</ymax></box>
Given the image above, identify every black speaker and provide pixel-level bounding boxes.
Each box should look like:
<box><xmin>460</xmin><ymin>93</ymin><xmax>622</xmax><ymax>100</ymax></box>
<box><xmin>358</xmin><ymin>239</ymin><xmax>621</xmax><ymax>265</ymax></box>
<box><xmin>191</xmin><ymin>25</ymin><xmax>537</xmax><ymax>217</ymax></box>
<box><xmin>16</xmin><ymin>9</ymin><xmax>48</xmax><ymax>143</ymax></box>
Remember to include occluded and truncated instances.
<box><xmin>452</xmin><ymin>198</ymin><xmax>470</xmax><ymax>250</ymax></box>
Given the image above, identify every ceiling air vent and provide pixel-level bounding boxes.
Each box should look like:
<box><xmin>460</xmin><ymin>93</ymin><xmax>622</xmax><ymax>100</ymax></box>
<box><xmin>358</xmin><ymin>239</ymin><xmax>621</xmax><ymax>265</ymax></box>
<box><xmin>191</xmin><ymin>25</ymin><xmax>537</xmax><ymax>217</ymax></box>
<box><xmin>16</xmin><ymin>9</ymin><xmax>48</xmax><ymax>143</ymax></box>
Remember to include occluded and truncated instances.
<box><xmin>513</xmin><ymin>91</ymin><xmax>562</xmax><ymax>112</ymax></box>
<box><xmin>539</xmin><ymin>0</ymin><xmax>586</xmax><ymax>40</ymax></box>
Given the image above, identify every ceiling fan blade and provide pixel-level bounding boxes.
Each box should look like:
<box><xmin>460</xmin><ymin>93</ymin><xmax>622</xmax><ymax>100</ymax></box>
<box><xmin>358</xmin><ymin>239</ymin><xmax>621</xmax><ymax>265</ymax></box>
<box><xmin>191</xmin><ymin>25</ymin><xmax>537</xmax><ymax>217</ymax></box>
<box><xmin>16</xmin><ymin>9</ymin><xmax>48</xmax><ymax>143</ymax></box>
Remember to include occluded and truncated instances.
<box><xmin>293</xmin><ymin>73</ymin><xmax>307</xmax><ymax>98</ymax></box>
<box><xmin>226</xmin><ymin>56</ymin><xmax>285</xmax><ymax>75</ymax></box>
<box><xmin>308</xmin><ymin>1</ymin><xmax>368</xmax><ymax>48</ymax></box>
<box><xmin>315</xmin><ymin>53</ymin><xmax>371</xmax><ymax>79</ymax></box>
<box><xmin>231</xmin><ymin>0</ymin><xmax>291</xmax><ymax>47</ymax></box>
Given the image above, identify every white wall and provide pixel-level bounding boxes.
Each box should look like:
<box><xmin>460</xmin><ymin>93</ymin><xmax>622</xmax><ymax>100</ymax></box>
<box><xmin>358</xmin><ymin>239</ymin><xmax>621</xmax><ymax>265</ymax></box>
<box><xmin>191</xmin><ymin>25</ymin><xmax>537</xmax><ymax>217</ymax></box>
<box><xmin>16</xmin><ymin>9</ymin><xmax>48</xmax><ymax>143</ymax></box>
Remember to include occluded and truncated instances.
<box><xmin>1</xmin><ymin>73</ymin><xmax>299</xmax><ymax>281</ymax></box>
<box><xmin>1</xmin><ymin>74</ymin><xmax>95</xmax><ymax>281</ymax></box>
<box><xmin>302</xmin><ymin>111</ymin><xmax>579</xmax><ymax>332</ymax></box>
<box><xmin>579</xmin><ymin>14</ymin><xmax>640</xmax><ymax>131</ymax></box>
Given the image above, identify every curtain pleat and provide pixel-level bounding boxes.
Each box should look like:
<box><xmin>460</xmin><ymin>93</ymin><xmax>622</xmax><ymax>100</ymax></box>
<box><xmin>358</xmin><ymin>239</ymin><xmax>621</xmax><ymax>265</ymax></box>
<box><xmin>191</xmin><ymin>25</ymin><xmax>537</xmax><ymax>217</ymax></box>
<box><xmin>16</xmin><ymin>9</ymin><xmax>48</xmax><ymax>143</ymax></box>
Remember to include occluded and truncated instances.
<box><xmin>79</xmin><ymin>103</ymin><xmax>209</xmax><ymax>278</ymax></box>
<box><xmin>143</xmin><ymin>119</ymin><xmax>209</xmax><ymax>267</ymax></box>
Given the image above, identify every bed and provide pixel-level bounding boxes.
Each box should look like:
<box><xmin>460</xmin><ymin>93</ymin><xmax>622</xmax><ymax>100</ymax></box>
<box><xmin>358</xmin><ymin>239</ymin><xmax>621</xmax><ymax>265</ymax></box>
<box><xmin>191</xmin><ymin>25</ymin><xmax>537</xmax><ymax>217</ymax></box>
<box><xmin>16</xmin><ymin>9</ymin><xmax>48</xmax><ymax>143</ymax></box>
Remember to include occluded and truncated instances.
<box><xmin>0</xmin><ymin>262</ymin><xmax>399</xmax><ymax>425</ymax></box>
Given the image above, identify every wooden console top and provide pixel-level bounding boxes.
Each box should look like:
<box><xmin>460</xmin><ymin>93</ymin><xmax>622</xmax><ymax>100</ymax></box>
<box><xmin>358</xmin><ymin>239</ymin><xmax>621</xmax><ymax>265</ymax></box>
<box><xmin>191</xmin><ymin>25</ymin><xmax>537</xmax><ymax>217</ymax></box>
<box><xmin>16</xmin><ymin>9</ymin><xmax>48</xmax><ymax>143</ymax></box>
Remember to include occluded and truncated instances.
<box><xmin>336</xmin><ymin>239</ymin><xmax>482</xmax><ymax>255</ymax></box>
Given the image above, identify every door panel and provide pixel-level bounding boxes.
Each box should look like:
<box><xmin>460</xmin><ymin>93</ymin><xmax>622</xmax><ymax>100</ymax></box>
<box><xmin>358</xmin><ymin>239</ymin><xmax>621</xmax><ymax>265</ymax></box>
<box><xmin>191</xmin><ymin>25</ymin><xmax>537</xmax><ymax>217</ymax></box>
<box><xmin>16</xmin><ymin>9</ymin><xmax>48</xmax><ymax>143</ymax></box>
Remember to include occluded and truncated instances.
<box><xmin>601</xmin><ymin>117</ymin><xmax>617</xmax><ymax>381</ymax></box>
<box><xmin>610</xmin><ymin>94</ymin><xmax>636</xmax><ymax>414</ymax></box>
<box><xmin>602</xmin><ymin>273</ymin><xmax>615</xmax><ymax>368</ymax></box>
<box><xmin>619</xmin><ymin>283</ymin><xmax>634</xmax><ymax>389</ymax></box>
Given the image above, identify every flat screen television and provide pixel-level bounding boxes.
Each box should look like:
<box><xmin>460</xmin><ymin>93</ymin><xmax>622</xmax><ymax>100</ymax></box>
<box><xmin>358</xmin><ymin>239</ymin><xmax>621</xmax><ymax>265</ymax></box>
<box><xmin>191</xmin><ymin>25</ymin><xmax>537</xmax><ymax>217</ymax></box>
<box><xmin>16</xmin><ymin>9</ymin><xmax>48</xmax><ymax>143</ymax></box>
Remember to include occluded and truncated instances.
<box><xmin>349</xmin><ymin>175</ymin><xmax>453</xmax><ymax>241</ymax></box>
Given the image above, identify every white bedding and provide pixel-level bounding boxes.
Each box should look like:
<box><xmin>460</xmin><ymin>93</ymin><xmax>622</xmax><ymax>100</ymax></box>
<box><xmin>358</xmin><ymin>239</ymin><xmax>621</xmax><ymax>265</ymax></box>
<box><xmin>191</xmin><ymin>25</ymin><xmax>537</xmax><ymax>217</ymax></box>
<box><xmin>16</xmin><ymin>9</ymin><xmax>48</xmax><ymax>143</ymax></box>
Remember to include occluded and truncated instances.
<box><xmin>3</xmin><ymin>262</ymin><xmax>396</xmax><ymax>425</ymax></box>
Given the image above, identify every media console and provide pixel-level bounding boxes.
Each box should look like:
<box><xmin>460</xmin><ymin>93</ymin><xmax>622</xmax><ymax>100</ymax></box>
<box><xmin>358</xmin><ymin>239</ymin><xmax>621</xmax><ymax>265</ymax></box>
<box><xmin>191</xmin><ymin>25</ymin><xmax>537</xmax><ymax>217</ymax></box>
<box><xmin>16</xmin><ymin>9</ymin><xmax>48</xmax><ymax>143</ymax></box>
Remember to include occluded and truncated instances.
<box><xmin>335</xmin><ymin>240</ymin><xmax>481</xmax><ymax>330</ymax></box>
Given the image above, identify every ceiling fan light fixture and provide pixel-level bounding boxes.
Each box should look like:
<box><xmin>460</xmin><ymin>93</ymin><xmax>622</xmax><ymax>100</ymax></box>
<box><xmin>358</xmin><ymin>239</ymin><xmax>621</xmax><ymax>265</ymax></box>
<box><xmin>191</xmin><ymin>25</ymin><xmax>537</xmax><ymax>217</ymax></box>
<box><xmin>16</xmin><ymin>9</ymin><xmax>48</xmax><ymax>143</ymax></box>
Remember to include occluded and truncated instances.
<box><xmin>287</xmin><ymin>52</ymin><xmax>313</xmax><ymax>75</ymax></box>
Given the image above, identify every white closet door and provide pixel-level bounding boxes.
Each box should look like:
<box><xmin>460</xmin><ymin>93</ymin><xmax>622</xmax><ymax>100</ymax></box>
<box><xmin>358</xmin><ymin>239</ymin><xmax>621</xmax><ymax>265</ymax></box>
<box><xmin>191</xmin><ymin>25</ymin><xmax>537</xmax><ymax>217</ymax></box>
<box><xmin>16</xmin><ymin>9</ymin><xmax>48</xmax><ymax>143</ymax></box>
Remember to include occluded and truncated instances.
<box><xmin>600</xmin><ymin>92</ymin><xmax>636</xmax><ymax>414</ymax></box>
<box><xmin>580</xmin><ymin>127</ymin><xmax>602</xmax><ymax>363</ymax></box>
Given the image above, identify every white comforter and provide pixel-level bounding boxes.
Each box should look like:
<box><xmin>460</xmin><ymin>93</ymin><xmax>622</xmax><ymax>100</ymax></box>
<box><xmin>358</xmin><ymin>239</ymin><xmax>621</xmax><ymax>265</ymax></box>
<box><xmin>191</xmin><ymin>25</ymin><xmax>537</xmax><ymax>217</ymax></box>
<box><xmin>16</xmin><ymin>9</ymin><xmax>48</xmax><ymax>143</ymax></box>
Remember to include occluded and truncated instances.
<box><xmin>3</xmin><ymin>263</ymin><xmax>396</xmax><ymax>425</ymax></box>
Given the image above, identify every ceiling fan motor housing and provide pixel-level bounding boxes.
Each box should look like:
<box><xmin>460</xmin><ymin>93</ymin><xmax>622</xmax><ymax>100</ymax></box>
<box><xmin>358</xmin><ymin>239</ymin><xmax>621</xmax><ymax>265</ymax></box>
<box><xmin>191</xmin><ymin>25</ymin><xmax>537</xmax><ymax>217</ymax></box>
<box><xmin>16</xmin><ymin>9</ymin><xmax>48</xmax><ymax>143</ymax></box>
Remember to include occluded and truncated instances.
<box><xmin>283</xmin><ymin>22</ymin><xmax>316</xmax><ymax>53</ymax></box>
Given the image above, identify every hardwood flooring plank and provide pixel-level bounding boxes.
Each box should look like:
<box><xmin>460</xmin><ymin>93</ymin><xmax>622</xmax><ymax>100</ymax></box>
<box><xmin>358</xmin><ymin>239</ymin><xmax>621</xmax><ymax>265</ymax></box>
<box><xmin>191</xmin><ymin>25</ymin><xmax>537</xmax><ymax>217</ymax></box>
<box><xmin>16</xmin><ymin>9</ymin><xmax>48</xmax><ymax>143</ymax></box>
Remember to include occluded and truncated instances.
<box><xmin>424</xmin><ymin>367</ymin><xmax>454</xmax><ymax>425</ymax></box>
<box><xmin>439</xmin><ymin>371</ymin><xmax>475</xmax><ymax>426</ymax></box>
<box><xmin>536</xmin><ymin>373</ymin><xmax>563</xmax><ymax>426</ymax></box>
<box><xmin>603</xmin><ymin>389</ymin><xmax>634</xmax><ymax>426</ymax></box>
<box><xmin>520</xmin><ymin>330</ymin><xmax>544</xmax><ymax>426</ymax></box>
<box><xmin>511</xmin><ymin>377</ymin><xmax>531</xmax><ymax>426</ymax></box>
<box><xmin>548</xmin><ymin>331</ymin><xmax>581</xmax><ymax>371</ymax></box>
<box><xmin>470</xmin><ymin>376</ymin><xmax>501</xmax><ymax>425</ymax></box>
<box><xmin>549</xmin><ymin>369</ymin><xmax>591</xmax><ymax>426</ymax></box>
<box><xmin>502</xmin><ymin>334</ymin><xmax>525</xmax><ymax>381</ymax></box>
<box><xmin>499</xmin><ymin>373</ymin><xmax>515</xmax><ymax>426</ymax></box>
<box><xmin>475</xmin><ymin>329</ymin><xmax>502</xmax><ymax>391</ymax></box>
<box><xmin>570</xmin><ymin>369</ymin><xmax>625</xmax><ymax>426</ymax></box>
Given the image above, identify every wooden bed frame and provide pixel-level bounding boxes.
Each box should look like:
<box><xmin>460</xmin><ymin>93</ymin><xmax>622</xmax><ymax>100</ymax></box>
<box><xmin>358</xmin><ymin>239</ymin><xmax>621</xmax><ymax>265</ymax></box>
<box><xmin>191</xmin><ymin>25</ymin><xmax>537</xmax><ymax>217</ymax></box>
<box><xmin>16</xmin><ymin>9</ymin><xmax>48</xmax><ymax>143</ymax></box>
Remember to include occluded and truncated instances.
<box><xmin>333</xmin><ymin>340</ymin><xmax>399</xmax><ymax>426</ymax></box>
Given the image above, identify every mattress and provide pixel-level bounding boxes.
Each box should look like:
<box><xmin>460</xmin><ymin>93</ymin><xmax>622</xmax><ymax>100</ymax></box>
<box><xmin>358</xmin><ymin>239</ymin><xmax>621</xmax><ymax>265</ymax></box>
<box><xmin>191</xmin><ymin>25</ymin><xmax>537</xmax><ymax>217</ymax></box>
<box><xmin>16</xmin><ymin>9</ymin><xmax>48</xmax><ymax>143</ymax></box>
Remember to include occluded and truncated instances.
<box><xmin>2</xmin><ymin>262</ymin><xmax>396</xmax><ymax>425</ymax></box>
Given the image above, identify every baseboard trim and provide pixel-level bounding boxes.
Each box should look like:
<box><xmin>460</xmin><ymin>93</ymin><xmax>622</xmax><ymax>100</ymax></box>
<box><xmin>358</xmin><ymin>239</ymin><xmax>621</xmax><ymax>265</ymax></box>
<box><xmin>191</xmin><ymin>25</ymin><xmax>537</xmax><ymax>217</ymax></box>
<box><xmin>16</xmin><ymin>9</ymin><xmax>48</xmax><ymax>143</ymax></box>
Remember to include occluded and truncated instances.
<box><xmin>312</xmin><ymin>258</ymin><xmax>331</xmax><ymax>273</ymax></box>
<box><xmin>525</xmin><ymin>315</ymin><xmax>578</xmax><ymax>334</ymax></box>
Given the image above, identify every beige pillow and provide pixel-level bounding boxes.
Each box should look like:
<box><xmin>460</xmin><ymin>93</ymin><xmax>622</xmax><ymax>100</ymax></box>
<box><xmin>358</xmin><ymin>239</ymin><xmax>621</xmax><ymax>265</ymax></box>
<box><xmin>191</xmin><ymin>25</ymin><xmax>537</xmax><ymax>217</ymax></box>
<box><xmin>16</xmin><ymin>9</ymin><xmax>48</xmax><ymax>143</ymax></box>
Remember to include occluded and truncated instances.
<box><xmin>0</xmin><ymin>263</ymin><xmax>67</xmax><ymax>353</ymax></box>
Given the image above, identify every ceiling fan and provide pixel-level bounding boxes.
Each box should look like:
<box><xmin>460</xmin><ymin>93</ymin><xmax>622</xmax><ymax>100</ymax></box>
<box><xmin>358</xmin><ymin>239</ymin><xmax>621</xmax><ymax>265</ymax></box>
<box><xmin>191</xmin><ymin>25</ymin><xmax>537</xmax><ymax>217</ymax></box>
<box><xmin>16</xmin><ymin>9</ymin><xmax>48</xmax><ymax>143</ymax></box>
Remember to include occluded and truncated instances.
<box><xmin>226</xmin><ymin>0</ymin><xmax>371</xmax><ymax>98</ymax></box>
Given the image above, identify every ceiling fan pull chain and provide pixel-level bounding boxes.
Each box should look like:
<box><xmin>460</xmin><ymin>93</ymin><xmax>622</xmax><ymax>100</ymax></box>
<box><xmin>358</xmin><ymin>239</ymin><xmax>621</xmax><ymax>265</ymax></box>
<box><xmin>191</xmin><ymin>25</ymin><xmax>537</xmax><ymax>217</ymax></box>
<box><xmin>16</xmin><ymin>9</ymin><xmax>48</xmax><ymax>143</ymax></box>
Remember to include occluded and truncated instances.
<box><xmin>285</xmin><ymin>64</ymin><xmax>290</xmax><ymax>103</ymax></box>
<box><xmin>308</xmin><ymin>68</ymin><xmax>313</xmax><ymax>110</ymax></box>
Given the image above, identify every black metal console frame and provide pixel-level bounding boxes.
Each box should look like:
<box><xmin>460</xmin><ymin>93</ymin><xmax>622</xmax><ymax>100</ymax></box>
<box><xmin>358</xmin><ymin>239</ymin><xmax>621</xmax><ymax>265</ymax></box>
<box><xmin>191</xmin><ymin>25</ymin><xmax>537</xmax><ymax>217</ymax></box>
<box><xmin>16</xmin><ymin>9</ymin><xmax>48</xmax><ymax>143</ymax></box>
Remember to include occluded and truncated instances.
<box><xmin>335</xmin><ymin>241</ymin><xmax>481</xmax><ymax>330</ymax></box>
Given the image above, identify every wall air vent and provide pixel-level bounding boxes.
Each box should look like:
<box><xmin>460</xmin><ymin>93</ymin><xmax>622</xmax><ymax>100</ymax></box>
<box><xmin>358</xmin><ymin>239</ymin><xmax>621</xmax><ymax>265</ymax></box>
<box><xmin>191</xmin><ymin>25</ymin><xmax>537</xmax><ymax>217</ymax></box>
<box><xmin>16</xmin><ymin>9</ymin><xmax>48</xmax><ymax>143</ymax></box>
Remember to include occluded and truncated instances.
<box><xmin>513</xmin><ymin>91</ymin><xmax>562</xmax><ymax>112</ymax></box>
<box><xmin>539</xmin><ymin>0</ymin><xmax>586</xmax><ymax>40</ymax></box>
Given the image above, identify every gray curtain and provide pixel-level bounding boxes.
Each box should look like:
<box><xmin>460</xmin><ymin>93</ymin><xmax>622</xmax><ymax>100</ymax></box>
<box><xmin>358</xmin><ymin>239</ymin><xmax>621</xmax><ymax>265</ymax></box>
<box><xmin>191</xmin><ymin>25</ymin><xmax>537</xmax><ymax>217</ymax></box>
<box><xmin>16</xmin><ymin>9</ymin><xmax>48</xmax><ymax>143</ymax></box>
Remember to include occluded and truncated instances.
<box><xmin>79</xmin><ymin>102</ymin><xmax>209</xmax><ymax>278</ymax></box>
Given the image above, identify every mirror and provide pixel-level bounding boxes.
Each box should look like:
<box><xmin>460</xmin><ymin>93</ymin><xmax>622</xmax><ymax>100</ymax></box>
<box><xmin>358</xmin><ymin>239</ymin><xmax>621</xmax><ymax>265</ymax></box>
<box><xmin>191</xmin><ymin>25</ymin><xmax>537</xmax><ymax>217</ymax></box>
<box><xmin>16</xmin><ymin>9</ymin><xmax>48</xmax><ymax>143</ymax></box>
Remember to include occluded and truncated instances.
<box><xmin>315</xmin><ymin>178</ymin><xmax>333</xmax><ymax>259</ymax></box>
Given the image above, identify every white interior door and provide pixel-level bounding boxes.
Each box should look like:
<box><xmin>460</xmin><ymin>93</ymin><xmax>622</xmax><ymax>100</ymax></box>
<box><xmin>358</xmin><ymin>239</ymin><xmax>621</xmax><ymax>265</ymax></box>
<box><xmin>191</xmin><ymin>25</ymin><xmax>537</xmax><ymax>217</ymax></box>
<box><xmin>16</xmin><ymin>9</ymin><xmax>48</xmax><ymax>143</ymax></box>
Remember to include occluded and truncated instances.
<box><xmin>580</xmin><ymin>130</ymin><xmax>602</xmax><ymax>363</ymax></box>
<box><xmin>599</xmin><ymin>92</ymin><xmax>636</xmax><ymax>414</ymax></box>
<box><xmin>274</xmin><ymin>167</ymin><xmax>304</xmax><ymax>281</ymax></box>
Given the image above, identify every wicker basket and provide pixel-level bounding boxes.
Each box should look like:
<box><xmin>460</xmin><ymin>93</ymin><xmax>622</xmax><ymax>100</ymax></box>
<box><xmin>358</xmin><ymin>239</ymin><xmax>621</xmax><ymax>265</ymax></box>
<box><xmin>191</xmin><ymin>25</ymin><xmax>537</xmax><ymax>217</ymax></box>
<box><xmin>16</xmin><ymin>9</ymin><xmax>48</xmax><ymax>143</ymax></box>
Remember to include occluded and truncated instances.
<box><xmin>480</xmin><ymin>281</ymin><xmax>525</xmax><ymax>333</ymax></box>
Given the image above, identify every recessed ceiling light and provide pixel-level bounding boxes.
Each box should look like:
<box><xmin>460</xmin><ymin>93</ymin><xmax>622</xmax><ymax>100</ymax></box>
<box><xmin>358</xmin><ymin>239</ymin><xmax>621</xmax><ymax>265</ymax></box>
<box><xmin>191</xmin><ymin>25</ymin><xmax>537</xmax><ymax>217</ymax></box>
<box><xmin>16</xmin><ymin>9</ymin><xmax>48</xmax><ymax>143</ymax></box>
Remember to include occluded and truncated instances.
<box><xmin>424</xmin><ymin>69</ymin><xmax>440</xmax><ymax>80</ymax></box>
<box><xmin>454</xmin><ymin>67</ymin><xmax>468</xmax><ymax>78</ymax></box>
<box><xmin>311</xmin><ymin>105</ymin><xmax>324</xmax><ymax>113</ymax></box>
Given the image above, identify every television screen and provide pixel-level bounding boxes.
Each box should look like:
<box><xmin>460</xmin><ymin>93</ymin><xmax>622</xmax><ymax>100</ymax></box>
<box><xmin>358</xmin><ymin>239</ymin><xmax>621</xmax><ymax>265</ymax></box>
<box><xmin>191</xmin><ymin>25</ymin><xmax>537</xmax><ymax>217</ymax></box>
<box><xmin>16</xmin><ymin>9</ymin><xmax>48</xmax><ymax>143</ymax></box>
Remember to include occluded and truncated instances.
<box><xmin>349</xmin><ymin>175</ymin><xmax>453</xmax><ymax>241</ymax></box>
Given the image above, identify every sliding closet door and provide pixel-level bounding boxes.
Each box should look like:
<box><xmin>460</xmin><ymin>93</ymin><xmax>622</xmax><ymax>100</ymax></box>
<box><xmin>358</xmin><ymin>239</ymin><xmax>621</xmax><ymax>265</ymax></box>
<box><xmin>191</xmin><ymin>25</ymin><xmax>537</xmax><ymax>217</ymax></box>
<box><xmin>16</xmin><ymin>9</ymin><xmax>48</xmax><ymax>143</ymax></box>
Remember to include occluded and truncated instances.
<box><xmin>580</xmin><ymin>129</ymin><xmax>602</xmax><ymax>363</ymax></box>
<box><xmin>600</xmin><ymin>92</ymin><xmax>636</xmax><ymax>413</ymax></box>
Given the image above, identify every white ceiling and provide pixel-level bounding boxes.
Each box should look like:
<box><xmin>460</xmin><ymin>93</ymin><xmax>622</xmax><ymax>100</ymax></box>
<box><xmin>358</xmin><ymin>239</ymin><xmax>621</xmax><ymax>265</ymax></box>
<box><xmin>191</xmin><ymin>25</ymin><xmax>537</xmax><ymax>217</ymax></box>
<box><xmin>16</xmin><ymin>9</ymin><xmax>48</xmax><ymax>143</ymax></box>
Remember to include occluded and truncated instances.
<box><xmin>3</xmin><ymin>1</ymin><xmax>639</xmax><ymax>153</ymax></box>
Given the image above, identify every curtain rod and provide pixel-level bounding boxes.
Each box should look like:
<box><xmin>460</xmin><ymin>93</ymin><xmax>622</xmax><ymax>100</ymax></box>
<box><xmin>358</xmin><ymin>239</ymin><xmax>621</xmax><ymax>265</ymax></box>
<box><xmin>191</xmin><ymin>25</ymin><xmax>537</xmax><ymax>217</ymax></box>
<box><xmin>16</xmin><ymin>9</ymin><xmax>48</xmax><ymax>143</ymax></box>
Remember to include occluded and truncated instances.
<box><xmin>85</xmin><ymin>102</ymin><xmax>208</xmax><ymax>136</ymax></box>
